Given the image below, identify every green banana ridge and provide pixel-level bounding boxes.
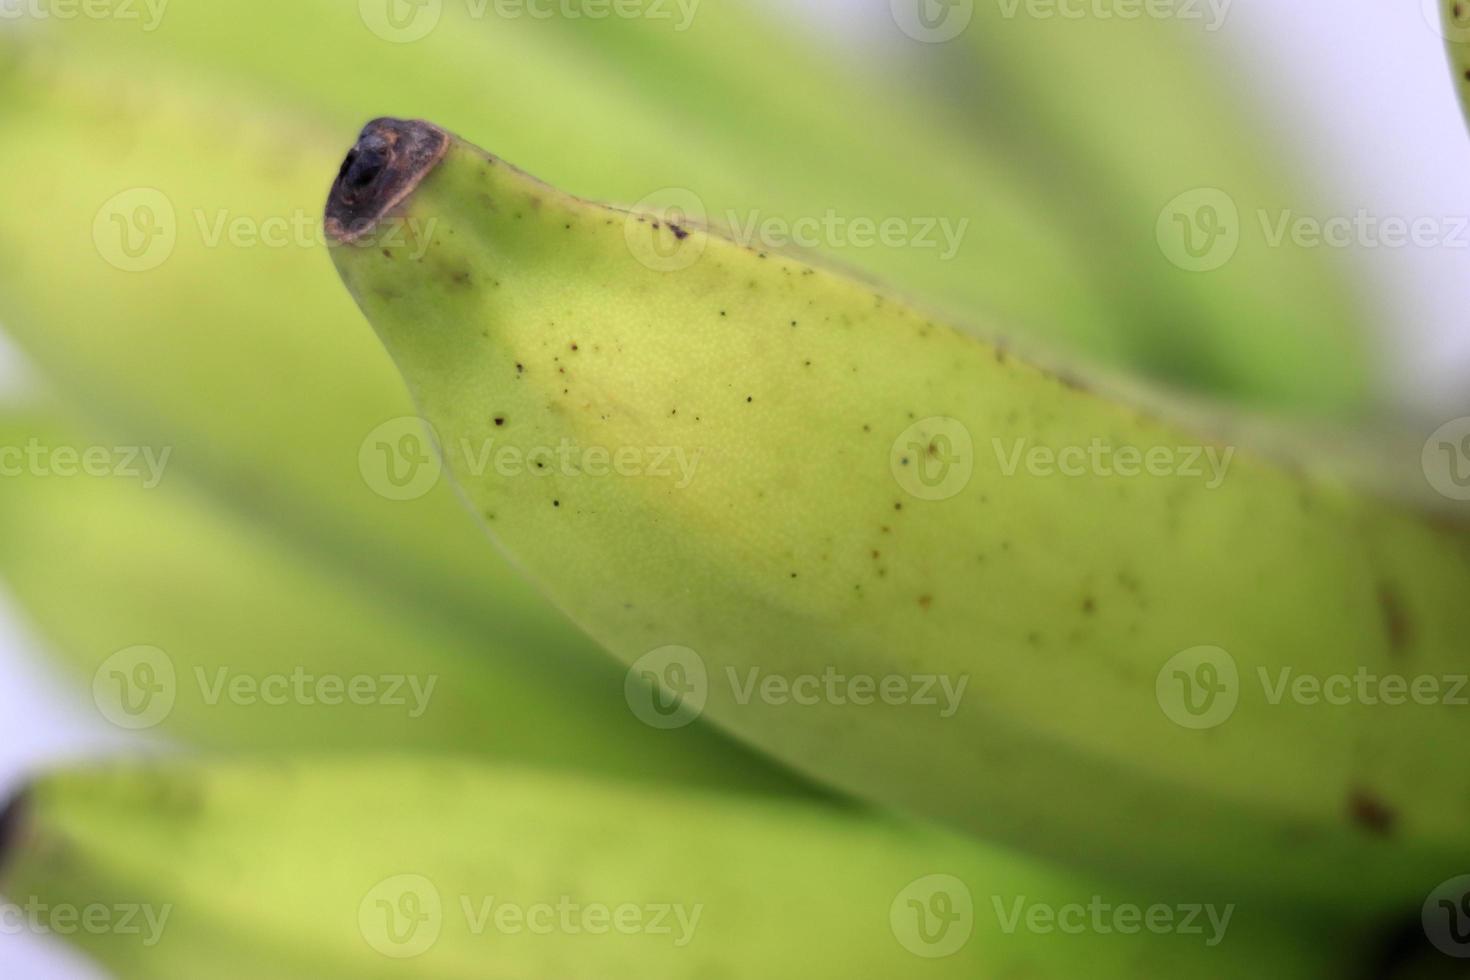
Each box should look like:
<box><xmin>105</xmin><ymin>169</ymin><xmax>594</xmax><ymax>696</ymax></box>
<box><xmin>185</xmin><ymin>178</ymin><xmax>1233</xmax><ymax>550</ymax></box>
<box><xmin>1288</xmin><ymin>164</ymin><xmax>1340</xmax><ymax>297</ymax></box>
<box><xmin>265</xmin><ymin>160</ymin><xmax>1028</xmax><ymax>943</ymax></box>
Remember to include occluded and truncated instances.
<box><xmin>328</xmin><ymin>119</ymin><xmax>1470</xmax><ymax>917</ymax></box>
<box><xmin>0</xmin><ymin>758</ymin><xmax>1355</xmax><ymax>979</ymax></box>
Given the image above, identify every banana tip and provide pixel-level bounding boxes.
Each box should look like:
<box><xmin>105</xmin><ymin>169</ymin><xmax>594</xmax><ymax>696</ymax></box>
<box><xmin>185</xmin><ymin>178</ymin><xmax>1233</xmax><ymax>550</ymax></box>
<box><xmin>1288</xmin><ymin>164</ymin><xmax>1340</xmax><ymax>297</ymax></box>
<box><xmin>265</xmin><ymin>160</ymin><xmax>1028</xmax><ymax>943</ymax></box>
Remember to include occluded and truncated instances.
<box><xmin>325</xmin><ymin>117</ymin><xmax>449</xmax><ymax>246</ymax></box>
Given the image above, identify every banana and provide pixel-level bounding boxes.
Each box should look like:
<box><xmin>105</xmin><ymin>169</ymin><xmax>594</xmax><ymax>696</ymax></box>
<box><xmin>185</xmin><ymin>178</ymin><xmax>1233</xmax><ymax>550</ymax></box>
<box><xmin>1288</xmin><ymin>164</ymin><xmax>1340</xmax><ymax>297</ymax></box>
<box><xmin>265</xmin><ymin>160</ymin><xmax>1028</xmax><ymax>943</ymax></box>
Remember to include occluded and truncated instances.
<box><xmin>925</xmin><ymin>0</ymin><xmax>1380</xmax><ymax>414</ymax></box>
<box><xmin>328</xmin><ymin>119</ymin><xmax>1470</xmax><ymax>916</ymax></box>
<box><xmin>0</xmin><ymin>406</ymin><xmax>805</xmax><ymax>795</ymax></box>
<box><xmin>1441</xmin><ymin>1</ymin><xmax>1470</xmax><ymax>132</ymax></box>
<box><xmin>0</xmin><ymin>758</ymin><xmax>1353</xmax><ymax>979</ymax></box>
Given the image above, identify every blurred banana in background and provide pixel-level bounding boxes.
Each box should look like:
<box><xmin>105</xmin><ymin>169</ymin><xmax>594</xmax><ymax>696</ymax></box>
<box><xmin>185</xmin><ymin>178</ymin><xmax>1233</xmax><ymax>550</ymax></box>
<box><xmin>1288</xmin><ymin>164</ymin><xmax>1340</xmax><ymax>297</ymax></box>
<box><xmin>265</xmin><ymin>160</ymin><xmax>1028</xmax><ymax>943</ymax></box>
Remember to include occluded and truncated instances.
<box><xmin>0</xmin><ymin>758</ymin><xmax>1355</xmax><ymax>979</ymax></box>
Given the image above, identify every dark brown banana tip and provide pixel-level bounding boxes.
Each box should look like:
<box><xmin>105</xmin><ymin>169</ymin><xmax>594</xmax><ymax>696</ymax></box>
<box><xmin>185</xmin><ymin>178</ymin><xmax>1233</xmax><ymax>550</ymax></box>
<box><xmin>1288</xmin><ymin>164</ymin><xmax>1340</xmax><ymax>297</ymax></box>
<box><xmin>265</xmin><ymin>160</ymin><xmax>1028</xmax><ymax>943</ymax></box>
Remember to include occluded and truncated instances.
<box><xmin>325</xmin><ymin>118</ymin><xmax>448</xmax><ymax>245</ymax></box>
<box><xmin>0</xmin><ymin>790</ymin><xmax>29</xmax><ymax>882</ymax></box>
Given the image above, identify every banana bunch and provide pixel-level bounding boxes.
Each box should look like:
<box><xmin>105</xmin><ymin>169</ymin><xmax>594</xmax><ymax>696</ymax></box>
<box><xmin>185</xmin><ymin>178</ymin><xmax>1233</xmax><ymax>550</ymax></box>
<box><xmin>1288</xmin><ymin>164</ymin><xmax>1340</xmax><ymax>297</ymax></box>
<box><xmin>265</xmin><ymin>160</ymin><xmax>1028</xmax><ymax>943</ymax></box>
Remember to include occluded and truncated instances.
<box><xmin>328</xmin><ymin>119</ymin><xmax>1470</xmax><ymax>919</ymax></box>
<box><xmin>0</xmin><ymin>758</ymin><xmax>1354</xmax><ymax>978</ymax></box>
<box><xmin>0</xmin><ymin>2</ymin><xmax>1463</xmax><ymax>977</ymax></box>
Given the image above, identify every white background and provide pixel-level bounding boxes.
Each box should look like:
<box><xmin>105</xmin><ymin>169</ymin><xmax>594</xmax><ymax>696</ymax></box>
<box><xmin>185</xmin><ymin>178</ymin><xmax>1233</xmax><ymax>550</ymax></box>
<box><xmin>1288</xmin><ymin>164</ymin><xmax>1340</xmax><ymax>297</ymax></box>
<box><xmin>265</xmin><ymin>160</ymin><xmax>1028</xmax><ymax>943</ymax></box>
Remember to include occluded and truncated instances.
<box><xmin>3</xmin><ymin>0</ymin><xmax>1470</xmax><ymax>974</ymax></box>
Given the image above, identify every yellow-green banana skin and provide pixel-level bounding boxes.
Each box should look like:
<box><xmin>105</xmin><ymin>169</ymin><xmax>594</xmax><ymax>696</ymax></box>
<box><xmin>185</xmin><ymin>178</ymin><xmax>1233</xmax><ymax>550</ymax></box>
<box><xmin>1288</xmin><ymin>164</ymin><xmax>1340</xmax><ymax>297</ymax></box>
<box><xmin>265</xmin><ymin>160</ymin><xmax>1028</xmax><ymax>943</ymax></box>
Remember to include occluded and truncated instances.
<box><xmin>329</xmin><ymin>121</ymin><xmax>1470</xmax><ymax>916</ymax></box>
<box><xmin>0</xmin><ymin>759</ymin><xmax>1351</xmax><ymax>979</ymax></box>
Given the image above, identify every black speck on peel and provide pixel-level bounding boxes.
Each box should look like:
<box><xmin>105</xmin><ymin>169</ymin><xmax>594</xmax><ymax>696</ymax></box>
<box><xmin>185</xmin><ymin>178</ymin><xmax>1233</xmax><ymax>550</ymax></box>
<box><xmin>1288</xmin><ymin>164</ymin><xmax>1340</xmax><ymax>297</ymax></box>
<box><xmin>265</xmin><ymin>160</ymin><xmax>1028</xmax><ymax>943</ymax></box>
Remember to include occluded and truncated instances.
<box><xmin>1376</xmin><ymin>583</ymin><xmax>1411</xmax><ymax>656</ymax></box>
<box><xmin>1348</xmin><ymin>789</ymin><xmax>1397</xmax><ymax>837</ymax></box>
<box><xmin>0</xmin><ymin>790</ymin><xmax>29</xmax><ymax>883</ymax></box>
<box><xmin>325</xmin><ymin>118</ymin><xmax>449</xmax><ymax>245</ymax></box>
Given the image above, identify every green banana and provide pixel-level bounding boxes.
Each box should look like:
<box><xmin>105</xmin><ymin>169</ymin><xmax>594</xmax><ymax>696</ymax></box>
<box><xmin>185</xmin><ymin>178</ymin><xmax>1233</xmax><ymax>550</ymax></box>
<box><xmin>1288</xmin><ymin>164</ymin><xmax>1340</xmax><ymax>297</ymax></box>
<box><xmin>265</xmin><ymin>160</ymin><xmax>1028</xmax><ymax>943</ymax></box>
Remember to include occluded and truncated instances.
<box><xmin>328</xmin><ymin>119</ymin><xmax>1470</xmax><ymax>916</ymax></box>
<box><xmin>1441</xmin><ymin>0</ymin><xmax>1470</xmax><ymax>133</ymax></box>
<box><xmin>921</xmin><ymin>0</ymin><xmax>1379</xmax><ymax>413</ymax></box>
<box><xmin>0</xmin><ymin>406</ymin><xmax>805</xmax><ymax>795</ymax></box>
<box><xmin>0</xmin><ymin>759</ymin><xmax>1353</xmax><ymax>979</ymax></box>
